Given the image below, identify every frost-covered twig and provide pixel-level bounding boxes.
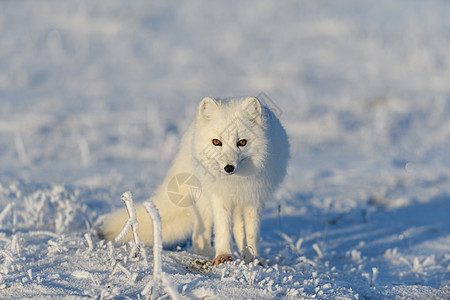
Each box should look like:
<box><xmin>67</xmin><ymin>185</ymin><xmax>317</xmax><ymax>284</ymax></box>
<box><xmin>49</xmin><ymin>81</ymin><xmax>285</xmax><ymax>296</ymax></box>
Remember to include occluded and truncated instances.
<box><xmin>111</xmin><ymin>262</ymin><xmax>130</xmax><ymax>278</ymax></box>
<box><xmin>313</xmin><ymin>243</ymin><xmax>324</xmax><ymax>259</ymax></box>
<box><xmin>115</xmin><ymin>192</ymin><xmax>140</xmax><ymax>244</ymax></box>
<box><xmin>0</xmin><ymin>203</ymin><xmax>13</xmax><ymax>226</ymax></box>
<box><xmin>143</xmin><ymin>200</ymin><xmax>181</xmax><ymax>300</ymax></box>
<box><xmin>114</xmin><ymin>191</ymin><xmax>146</xmax><ymax>261</ymax></box>
<box><xmin>371</xmin><ymin>267</ymin><xmax>378</xmax><ymax>285</ymax></box>
<box><xmin>362</xmin><ymin>267</ymin><xmax>378</xmax><ymax>286</ymax></box>
<box><xmin>143</xmin><ymin>200</ymin><xmax>162</xmax><ymax>299</ymax></box>
<box><xmin>107</xmin><ymin>241</ymin><xmax>116</xmax><ymax>267</ymax></box>
<box><xmin>10</xmin><ymin>234</ymin><xmax>20</xmax><ymax>257</ymax></box>
<box><xmin>84</xmin><ymin>233</ymin><xmax>93</xmax><ymax>252</ymax></box>
<box><xmin>144</xmin><ymin>201</ymin><xmax>162</xmax><ymax>279</ymax></box>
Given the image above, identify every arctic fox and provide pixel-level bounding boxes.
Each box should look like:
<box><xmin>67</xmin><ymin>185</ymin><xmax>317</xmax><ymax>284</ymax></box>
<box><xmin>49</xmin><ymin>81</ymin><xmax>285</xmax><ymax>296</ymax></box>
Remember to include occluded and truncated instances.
<box><xmin>99</xmin><ymin>96</ymin><xmax>289</xmax><ymax>265</ymax></box>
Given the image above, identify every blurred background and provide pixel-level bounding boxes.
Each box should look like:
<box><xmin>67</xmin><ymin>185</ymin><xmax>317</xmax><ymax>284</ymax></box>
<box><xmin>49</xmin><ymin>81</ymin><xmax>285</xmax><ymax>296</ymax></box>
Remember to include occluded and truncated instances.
<box><xmin>1</xmin><ymin>0</ymin><xmax>449</xmax><ymax>203</ymax></box>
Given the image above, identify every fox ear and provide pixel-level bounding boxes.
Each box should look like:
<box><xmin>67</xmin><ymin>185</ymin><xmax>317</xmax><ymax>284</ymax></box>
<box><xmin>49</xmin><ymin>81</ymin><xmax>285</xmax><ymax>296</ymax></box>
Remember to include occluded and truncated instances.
<box><xmin>242</xmin><ymin>97</ymin><xmax>262</xmax><ymax>121</ymax></box>
<box><xmin>198</xmin><ymin>97</ymin><xmax>218</xmax><ymax>120</ymax></box>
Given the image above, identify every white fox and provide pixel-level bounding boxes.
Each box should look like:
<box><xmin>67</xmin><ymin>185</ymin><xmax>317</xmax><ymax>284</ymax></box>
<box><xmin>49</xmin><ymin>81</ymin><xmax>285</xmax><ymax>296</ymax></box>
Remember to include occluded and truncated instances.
<box><xmin>99</xmin><ymin>96</ymin><xmax>289</xmax><ymax>265</ymax></box>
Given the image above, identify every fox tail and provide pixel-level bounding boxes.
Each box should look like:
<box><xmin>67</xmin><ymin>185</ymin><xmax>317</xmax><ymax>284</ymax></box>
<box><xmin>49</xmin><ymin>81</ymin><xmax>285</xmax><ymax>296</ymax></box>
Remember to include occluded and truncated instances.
<box><xmin>98</xmin><ymin>202</ymin><xmax>194</xmax><ymax>246</ymax></box>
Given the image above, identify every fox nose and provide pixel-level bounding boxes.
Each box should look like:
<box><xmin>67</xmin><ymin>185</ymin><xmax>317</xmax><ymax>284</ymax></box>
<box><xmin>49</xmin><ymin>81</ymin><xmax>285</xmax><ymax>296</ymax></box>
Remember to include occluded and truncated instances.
<box><xmin>224</xmin><ymin>165</ymin><xmax>235</xmax><ymax>174</ymax></box>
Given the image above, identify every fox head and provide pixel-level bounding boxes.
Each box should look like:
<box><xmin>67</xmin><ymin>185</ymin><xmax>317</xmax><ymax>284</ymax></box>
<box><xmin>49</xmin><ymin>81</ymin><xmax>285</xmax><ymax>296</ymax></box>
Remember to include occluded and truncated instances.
<box><xmin>193</xmin><ymin>97</ymin><xmax>268</xmax><ymax>178</ymax></box>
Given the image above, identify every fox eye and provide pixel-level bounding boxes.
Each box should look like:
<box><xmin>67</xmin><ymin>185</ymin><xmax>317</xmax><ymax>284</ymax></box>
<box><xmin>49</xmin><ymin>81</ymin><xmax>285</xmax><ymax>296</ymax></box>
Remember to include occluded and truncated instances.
<box><xmin>212</xmin><ymin>139</ymin><xmax>222</xmax><ymax>146</ymax></box>
<box><xmin>237</xmin><ymin>139</ymin><xmax>247</xmax><ymax>147</ymax></box>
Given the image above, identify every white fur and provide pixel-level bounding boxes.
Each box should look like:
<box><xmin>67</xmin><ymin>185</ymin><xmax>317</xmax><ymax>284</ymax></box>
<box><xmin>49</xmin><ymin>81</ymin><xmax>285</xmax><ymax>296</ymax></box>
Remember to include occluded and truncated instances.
<box><xmin>99</xmin><ymin>96</ymin><xmax>289</xmax><ymax>262</ymax></box>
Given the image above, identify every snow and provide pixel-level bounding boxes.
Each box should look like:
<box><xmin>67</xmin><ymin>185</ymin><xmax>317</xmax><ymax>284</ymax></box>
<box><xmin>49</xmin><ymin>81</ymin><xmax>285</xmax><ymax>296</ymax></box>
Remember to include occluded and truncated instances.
<box><xmin>1</xmin><ymin>0</ymin><xmax>450</xmax><ymax>299</ymax></box>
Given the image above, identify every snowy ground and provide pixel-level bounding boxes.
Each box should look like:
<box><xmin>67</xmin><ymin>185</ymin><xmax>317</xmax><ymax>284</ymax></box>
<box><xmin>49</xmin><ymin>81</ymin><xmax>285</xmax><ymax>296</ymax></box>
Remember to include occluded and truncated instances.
<box><xmin>1</xmin><ymin>0</ymin><xmax>450</xmax><ymax>299</ymax></box>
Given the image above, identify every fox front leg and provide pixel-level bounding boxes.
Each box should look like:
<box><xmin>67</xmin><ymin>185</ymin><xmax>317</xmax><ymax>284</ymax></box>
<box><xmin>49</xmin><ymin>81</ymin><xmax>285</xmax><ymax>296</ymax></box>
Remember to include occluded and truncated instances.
<box><xmin>192</xmin><ymin>205</ymin><xmax>214</xmax><ymax>258</ymax></box>
<box><xmin>242</xmin><ymin>204</ymin><xmax>262</xmax><ymax>263</ymax></box>
<box><xmin>210</xmin><ymin>195</ymin><xmax>234</xmax><ymax>265</ymax></box>
<box><xmin>232</xmin><ymin>205</ymin><xmax>246</xmax><ymax>256</ymax></box>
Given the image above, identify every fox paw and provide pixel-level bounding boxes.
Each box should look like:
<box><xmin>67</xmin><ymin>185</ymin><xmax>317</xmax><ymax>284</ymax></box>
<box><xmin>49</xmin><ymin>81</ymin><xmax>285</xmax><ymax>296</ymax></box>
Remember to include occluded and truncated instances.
<box><xmin>213</xmin><ymin>254</ymin><xmax>234</xmax><ymax>266</ymax></box>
